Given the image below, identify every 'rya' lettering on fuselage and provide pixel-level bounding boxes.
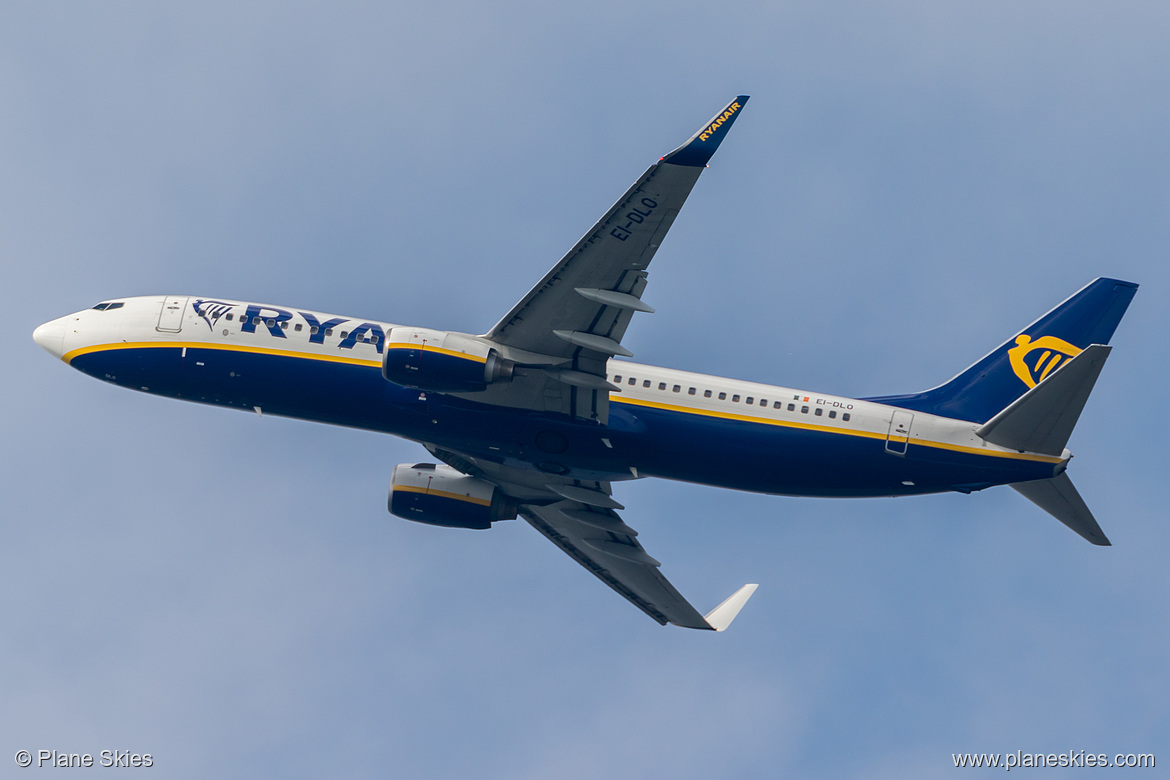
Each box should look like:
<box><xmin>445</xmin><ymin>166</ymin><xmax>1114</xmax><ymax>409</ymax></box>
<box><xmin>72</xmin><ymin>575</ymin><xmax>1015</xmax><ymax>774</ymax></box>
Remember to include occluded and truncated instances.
<box><xmin>234</xmin><ymin>303</ymin><xmax>386</xmax><ymax>353</ymax></box>
<box><xmin>698</xmin><ymin>101</ymin><xmax>741</xmax><ymax>142</ymax></box>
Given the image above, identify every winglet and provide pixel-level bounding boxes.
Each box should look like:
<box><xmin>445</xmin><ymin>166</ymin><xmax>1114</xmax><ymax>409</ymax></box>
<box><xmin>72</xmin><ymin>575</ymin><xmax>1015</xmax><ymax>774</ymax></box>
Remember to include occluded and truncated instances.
<box><xmin>661</xmin><ymin>95</ymin><xmax>750</xmax><ymax>167</ymax></box>
<box><xmin>702</xmin><ymin>583</ymin><xmax>759</xmax><ymax>631</ymax></box>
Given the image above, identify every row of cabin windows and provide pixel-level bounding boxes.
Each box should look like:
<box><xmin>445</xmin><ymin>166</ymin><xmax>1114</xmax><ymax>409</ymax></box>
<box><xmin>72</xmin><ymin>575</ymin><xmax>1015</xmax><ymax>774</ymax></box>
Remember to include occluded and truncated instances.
<box><xmin>609</xmin><ymin>373</ymin><xmax>852</xmax><ymax>422</ymax></box>
<box><xmin>219</xmin><ymin>313</ymin><xmax>377</xmax><ymax>342</ymax></box>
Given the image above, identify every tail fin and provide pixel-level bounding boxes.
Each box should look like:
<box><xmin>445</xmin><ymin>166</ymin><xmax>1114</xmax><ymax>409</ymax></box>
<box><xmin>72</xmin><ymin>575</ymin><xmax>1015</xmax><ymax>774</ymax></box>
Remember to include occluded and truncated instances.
<box><xmin>1012</xmin><ymin>473</ymin><xmax>1110</xmax><ymax>545</ymax></box>
<box><xmin>867</xmin><ymin>278</ymin><xmax>1137</xmax><ymax>423</ymax></box>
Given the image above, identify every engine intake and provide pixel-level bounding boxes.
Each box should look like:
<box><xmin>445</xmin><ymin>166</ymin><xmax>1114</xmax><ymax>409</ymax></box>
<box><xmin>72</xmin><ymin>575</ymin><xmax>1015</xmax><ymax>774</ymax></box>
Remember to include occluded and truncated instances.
<box><xmin>382</xmin><ymin>327</ymin><xmax>513</xmax><ymax>393</ymax></box>
<box><xmin>388</xmin><ymin>463</ymin><xmax>516</xmax><ymax>530</ymax></box>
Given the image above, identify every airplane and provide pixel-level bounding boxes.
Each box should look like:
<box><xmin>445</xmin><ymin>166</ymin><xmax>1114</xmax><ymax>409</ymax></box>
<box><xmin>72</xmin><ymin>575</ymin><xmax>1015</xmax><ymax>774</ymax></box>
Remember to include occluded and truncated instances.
<box><xmin>33</xmin><ymin>95</ymin><xmax>1138</xmax><ymax>631</ymax></box>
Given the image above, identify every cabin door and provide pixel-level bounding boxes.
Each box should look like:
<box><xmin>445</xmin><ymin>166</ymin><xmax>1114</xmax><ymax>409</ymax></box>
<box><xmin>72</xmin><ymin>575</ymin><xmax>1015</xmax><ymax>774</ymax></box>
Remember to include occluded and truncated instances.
<box><xmin>157</xmin><ymin>296</ymin><xmax>189</xmax><ymax>333</ymax></box>
<box><xmin>885</xmin><ymin>410</ymin><xmax>914</xmax><ymax>456</ymax></box>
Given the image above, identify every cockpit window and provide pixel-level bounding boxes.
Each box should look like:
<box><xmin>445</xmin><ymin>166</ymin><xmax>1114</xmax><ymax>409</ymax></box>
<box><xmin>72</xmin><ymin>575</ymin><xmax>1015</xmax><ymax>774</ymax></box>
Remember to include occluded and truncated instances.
<box><xmin>91</xmin><ymin>302</ymin><xmax>124</xmax><ymax>311</ymax></box>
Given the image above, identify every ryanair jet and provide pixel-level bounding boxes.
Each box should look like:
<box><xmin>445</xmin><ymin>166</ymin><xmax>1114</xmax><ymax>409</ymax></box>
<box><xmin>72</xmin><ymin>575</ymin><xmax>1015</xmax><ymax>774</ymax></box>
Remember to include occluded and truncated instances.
<box><xmin>33</xmin><ymin>96</ymin><xmax>1138</xmax><ymax>630</ymax></box>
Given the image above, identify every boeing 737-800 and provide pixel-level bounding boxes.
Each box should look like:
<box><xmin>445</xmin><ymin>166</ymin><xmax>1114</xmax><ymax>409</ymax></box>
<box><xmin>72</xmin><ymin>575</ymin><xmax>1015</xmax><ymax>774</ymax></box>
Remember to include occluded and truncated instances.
<box><xmin>33</xmin><ymin>96</ymin><xmax>1137</xmax><ymax>630</ymax></box>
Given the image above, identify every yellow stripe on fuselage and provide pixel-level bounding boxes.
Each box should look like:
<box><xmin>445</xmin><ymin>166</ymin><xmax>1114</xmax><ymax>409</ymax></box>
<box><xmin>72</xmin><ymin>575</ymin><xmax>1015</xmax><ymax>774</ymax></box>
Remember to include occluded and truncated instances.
<box><xmin>611</xmin><ymin>395</ymin><xmax>1063</xmax><ymax>464</ymax></box>
<box><xmin>63</xmin><ymin>341</ymin><xmax>382</xmax><ymax>368</ymax></box>
<box><xmin>67</xmin><ymin>341</ymin><xmax>1062</xmax><ymax>466</ymax></box>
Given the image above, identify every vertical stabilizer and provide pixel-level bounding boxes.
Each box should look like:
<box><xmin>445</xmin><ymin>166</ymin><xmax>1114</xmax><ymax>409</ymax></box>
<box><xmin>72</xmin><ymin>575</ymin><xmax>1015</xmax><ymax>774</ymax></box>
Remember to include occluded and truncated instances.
<box><xmin>867</xmin><ymin>278</ymin><xmax>1137</xmax><ymax>423</ymax></box>
<box><xmin>1012</xmin><ymin>473</ymin><xmax>1110</xmax><ymax>546</ymax></box>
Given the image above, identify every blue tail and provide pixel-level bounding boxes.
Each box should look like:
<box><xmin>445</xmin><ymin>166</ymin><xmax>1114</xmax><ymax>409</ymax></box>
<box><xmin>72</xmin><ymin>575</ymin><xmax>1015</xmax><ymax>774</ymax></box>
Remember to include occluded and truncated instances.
<box><xmin>867</xmin><ymin>278</ymin><xmax>1138</xmax><ymax>423</ymax></box>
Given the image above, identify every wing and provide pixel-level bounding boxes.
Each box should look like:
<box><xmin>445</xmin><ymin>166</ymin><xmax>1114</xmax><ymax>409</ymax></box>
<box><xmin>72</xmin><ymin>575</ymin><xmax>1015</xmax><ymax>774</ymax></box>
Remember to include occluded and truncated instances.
<box><xmin>469</xmin><ymin>96</ymin><xmax>749</xmax><ymax>423</ymax></box>
<box><xmin>428</xmin><ymin>446</ymin><xmax>757</xmax><ymax>630</ymax></box>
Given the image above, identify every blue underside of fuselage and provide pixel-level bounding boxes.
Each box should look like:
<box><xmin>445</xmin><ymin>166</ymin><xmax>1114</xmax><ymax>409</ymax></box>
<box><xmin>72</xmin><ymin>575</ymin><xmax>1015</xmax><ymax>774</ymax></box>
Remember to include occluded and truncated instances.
<box><xmin>71</xmin><ymin>346</ymin><xmax>1056</xmax><ymax>497</ymax></box>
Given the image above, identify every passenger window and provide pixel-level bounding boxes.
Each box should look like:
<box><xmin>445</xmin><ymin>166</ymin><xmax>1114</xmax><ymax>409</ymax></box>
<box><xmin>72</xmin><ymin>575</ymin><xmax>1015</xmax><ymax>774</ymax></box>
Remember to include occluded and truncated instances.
<box><xmin>843</xmin><ymin>413</ymin><xmax>851</xmax><ymax>422</ymax></box>
<box><xmin>718</xmin><ymin>392</ymin><xmax>726</xmax><ymax>400</ymax></box>
<box><xmin>732</xmin><ymin>394</ymin><xmax>740</xmax><ymax>403</ymax></box>
<box><xmin>688</xmin><ymin>387</ymin><xmax>696</xmax><ymax>395</ymax></box>
<box><xmin>311</xmin><ymin>326</ymin><xmax>319</xmax><ymax>335</ymax></box>
<box><xmin>801</xmin><ymin>406</ymin><xmax>809</xmax><ymax>414</ymax></box>
<box><xmin>643</xmin><ymin>380</ymin><xmax>650</xmax><ymax>388</ymax></box>
<box><xmin>658</xmin><ymin>382</ymin><xmax>666</xmax><ymax>391</ymax></box>
<box><xmin>629</xmin><ymin>377</ymin><xmax>636</xmax><ymax>386</ymax></box>
<box><xmin>253</xmin><ymin>317</ymin><xmax>261</xmax><ymax>325</ymax></box>
<box><xmin>280</xmin><ymin>321</ymin><xmax>288</xmax><ymax>329</ymax></box>
<box><xmin>773</xmin><ymin>401</ymin><xmax>781</xmax><ymax>408</ymax></box>
<box><xmin>614</xmin><ymin>375</ymin><xmax>622</xmax><ymax>383</ymax></box>
<box><xmin>746</xmin><ymin>396</ymin><xmax>754</xmax><ymax>404</ymax></box>
<box><xmin>226</xmin><ymin>314</ymin><xmax>234</xmax><ymax>321</ymax></box>
<box><xmin>704</xmin><ymin>390</ymin><xmax>712</xmax><ymax>398</ymax></box>
<box><xmin>760</xmin><ymin>398</ymin><xmax>767</xmax><ymax>406</ymax></box>
<box><xmin>787</xmin><ymin>403</ymin><xmax>795</xmax><ymax>411</ymax></box>
<box><xmin>265</xmin><ymin>319</ymin><xmax>275</xmax><ymax>327</ymax></box>
<box><xmin>341</xmin><ymin>331</ymin><xmax>348</xmax><ymax>339</ymax></box>
<box><xmin>294</xmin><ymin>323</ymin><xmax>302</xmax><ymax>332</ymax></box>
<box><xmin>815</xmin><ymin>407</ymin><xmax>823</xmax><ymax>416</ymax></box>
<box><xmin>325</xmin><ymin>328</ymin><xmax>333</xmax><ymax>336</ymax></box>
<box><xmin>672</xmin><ymin>385</ymin><xmax>680</xmax><ymax>393</ymax></box>
<box><xmin>829</xmin><ymin>410</ymin><xmax>837</xmax><ymax>419</ymax></box>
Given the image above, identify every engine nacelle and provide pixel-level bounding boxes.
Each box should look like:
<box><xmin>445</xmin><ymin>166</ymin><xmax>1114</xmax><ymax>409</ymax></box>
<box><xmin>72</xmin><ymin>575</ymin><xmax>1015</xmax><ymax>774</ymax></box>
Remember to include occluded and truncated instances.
<box><xmin>388</xmin><ymin>463</ymin><xmax>516</xmax><ymax>530</ymax></box>
<box><xmin>382</xmin><ymin>327</ymin><xmax>513</xmax><ymax>392</ymax></box>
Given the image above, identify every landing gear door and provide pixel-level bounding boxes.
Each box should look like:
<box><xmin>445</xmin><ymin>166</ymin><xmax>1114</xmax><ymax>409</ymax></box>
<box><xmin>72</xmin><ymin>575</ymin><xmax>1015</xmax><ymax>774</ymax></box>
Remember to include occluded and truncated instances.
<box><xmin>157</xmin><ymin>296</ymin><xmax>189</xmax><ymax>333</ymax></box>
<box><xmin>885</xmin><ymin>410</ymin><xmax>914</xmax><ymax>456</ymax></box>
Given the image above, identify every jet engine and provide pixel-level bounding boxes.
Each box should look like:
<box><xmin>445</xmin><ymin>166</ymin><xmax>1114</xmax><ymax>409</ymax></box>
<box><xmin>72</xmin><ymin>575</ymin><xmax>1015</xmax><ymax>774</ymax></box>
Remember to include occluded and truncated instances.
<box><xmin>388</xmin><ymin>463</ymin><xmax>516</xmax><ymax>530</ymax></box>
<box><xmin>382</xmin><ymin>327</ymin><xmax>513</xmax><ymax>392</ymax></box>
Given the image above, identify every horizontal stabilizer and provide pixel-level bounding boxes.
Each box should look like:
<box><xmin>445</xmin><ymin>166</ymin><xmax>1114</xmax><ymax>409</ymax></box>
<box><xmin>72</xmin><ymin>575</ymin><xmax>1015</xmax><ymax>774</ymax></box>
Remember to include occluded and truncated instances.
<box><xmin>977</xmin><ymin>344</ymin><xmax>1111</xmax><ymax>456</ymax></box>
<box><xmin>1011</xmin><ymin>473</ymin><xmax>1110</xmax><ymax>546</ymax></box>
<box><xmin>703</xmin><ymin>584</ymin><xmax>759</xmax><ymax>631</ymax></box>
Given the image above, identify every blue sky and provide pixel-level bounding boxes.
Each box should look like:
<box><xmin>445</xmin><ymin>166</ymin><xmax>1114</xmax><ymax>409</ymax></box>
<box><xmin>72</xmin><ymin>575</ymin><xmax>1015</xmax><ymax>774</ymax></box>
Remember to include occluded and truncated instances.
<box><xmin>3</xmin><ymin>2</ymin><xmax>1167</xmax><ymax>777</ymax></box>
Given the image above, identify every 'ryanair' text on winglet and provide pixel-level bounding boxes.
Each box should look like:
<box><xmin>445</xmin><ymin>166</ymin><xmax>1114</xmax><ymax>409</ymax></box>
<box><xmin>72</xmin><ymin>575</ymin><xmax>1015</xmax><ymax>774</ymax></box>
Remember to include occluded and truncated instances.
<box><xmin>660</xmin><ymin>95</ymin><xmax>750</xmax><ymax>168</ymax></box>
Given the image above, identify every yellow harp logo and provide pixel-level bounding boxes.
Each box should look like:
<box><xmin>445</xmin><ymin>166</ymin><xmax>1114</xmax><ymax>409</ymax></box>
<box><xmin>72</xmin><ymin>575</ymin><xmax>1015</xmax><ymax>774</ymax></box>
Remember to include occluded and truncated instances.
<box><xmin>1008</xmin><ymin>334</ymin><xmax>1082</xmax><ymax>388</ymax></box>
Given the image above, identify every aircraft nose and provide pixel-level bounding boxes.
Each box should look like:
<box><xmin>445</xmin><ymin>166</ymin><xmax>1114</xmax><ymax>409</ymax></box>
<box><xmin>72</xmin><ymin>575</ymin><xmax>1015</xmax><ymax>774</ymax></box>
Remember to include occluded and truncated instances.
<box><xmin>33</xmin><ymin>317</ymin><xmax>66</xmax><ymax>359</ymax></box>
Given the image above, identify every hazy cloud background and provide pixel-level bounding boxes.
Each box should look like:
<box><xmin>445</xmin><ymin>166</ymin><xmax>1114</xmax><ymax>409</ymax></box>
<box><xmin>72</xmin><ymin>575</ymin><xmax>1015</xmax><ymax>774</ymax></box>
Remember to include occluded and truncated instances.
<box><xmin>3</xmin><ymin>2</ymin><xmax>1167</xmax><ymax>777</ymax></box>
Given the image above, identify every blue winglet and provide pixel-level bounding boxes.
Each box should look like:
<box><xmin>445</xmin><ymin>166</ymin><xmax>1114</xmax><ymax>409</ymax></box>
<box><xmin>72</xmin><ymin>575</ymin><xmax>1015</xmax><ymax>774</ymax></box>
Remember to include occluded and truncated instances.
<box><xmin>660</xmin><ymin>95</ymin><xmax>750</xmax><ymax>167</ymax></box>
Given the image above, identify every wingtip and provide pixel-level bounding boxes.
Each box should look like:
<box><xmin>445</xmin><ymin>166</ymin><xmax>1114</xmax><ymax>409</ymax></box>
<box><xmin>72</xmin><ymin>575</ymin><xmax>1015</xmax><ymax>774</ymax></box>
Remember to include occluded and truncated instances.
<box><xmin>703</xmin><ymin>583</ymin><xmax>759</xmax><ymax>632</ymax></box>
<box><xmin>660</xmin><ymin>96</ymin><xmax>750</xmax><ymax>167</ymax></box>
